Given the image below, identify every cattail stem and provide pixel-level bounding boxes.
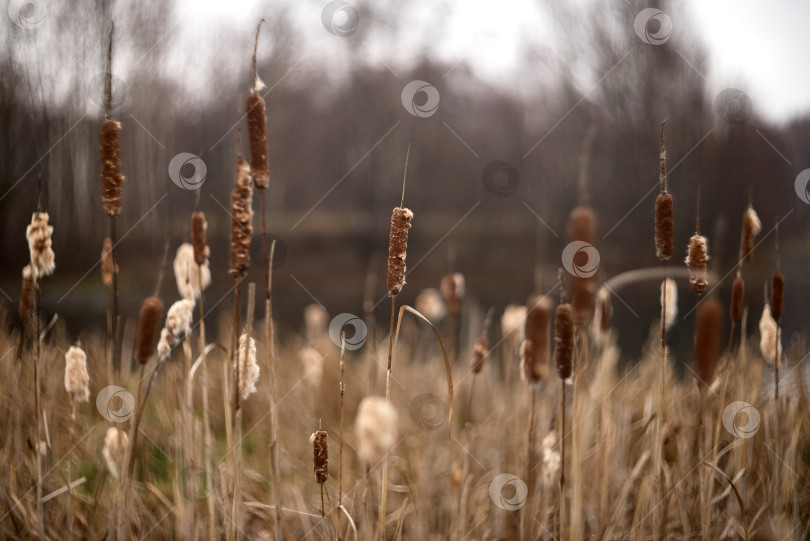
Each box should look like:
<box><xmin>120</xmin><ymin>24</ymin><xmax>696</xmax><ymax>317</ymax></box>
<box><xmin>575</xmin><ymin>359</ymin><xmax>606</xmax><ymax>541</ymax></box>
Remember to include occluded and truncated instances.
<box><xmin>379</xmin><ymin>295</ymin><xmax>396</xmax><ymax>540</ymax></box>
<box><xmin>559</xmin><ymin>379</ymin><xmax>566</xmax><ymax>541</ymax></box>
<box><xmin>653</xmin><ymin>265</ymin><xmax>667</xmax><ymax>540</ymax></box>
<box><xmin>338</xmin><ymin>332</ymin><xmax>346</xmax><ymax>536</ymax></box>
<box><xmin>198</xmin><ymin>265</ymin><xmax>216</xmax><ymax>540</ymax></box>
<box><xmin>264</xmin><ymin>241</ymin><xmax>282</xmax><ymax>540</ymax></box>
<box><xmin>34</xmin><ymin>280</ymin><xmax>44</xmax><ymax>540</ymax></box>
<box><xmin>109</xmin><ymin>215</ymin><xmax>120</xmax><ymax>373</ymax></box>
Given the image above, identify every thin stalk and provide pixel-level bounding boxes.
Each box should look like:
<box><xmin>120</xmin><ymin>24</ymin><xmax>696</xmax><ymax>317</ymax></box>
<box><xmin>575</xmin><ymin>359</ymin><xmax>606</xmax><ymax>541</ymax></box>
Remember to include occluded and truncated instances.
<box><xmin>109</xmin><ymin>215</ymin><xmax>120</xmax><ymax>373</ymax></box>
<box><xmin>559</xmin><ymin>379</ymin><xmax>566</xmax><ymax>541</ymax></box>
<box><xmin>265</xmin><ymin>242</ymin><xmax>282</xmax><ymax>540</ymax></box>
<box><xmin>198</xmin><ymin>265</ymin><xmax>216</xmax><ymax>541</ymax></box>
<box><xmin>653</xmin><ymin>262</ymin><xmax>667</xmax><ymax>540</ymax></box>
<box><xmin>339</xmin><ymin>332</ymin><xmax>346</xmax><ymax>540</ymax></box>
<box><xmin>183</xmin><ymin>335</ymin><xmax>194</xmax><ymax>538</ymax></box>
<box><xmin>34</xmin><ymin>280</ymin><xmax>44</xmax><ymax>539</ymax></box>
<box><xmin>379</xmin><ymin>295</ymin><xmax>396</xmax><ymax>540</ymax></box>
<box><xmin>232</xmin><ymin>282</ymin><xmax>255</xmax><ymax>541</ymax></box>
<box><xmin>67</xmin><ymin>399</ymin><xmax>75</xmax><ymax>541</ymax></box>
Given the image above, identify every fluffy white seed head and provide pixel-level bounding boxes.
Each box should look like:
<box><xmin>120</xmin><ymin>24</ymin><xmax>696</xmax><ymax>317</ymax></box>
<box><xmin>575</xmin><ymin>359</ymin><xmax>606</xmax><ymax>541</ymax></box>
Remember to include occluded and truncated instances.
<box><xmin>157</xmin><ymin>299</ymin><xmax>195</xmax><ymax>361</ymax></box>
<box><xmin>64</xmin><ymin>345</ymin><xmax>90</xmax><ymax>403</ymax></box>
<box><xmin>759</xmin><ymin>303</ymin><xmax>782</xmax><ymax>365</ymax></box>
<box><xmin>355</xmin><ymin>396</ymin><xmax>398</xmax><ymax>465</ymax></box>
<box><xmin>102</xmin><ymin>427</ymin><xmax>128</xmax><ymax>479</ymax></box>
<box><xmin>173</xmin><ymin>242</ymin><xmax>211</xmax><ymax>302</ymax></box>
<box><xmin>415</xmin><ymin>288</ymin><xmax>447</xmax><ymax>321</ymax></box>
<box><xmin>235</xmin><ymin>330</ymin><xmax>259</xmax><ymax>401</ymax></box>
<box><xmin>660</xmin><ymin>278</ymin><xmax>678</xmax><ymax>329</ymax></box>
<box><xmin>501</xmin><ymin>305</ymin><xmax>528</xmax><ymax>342</ymax></box>
<box><xmin>26</xmin><ymin>212</ymin><xmax>55</xmax><ymax>279</ymax></box>
<box><xmin>304</xmin><ymin>304</ymin><xmax>329</xmax><ymax>345</ymax></box>
<box><xmin>298</xmin><ymin>346</ymin><xmax>324</xmax><ymax>387</ymax></box>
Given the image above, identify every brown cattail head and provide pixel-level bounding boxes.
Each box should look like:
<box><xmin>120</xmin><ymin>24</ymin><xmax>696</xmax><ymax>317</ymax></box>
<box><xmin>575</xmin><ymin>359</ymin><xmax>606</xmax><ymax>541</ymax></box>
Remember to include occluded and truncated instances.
<box><xmin>521</xmin><ymin>295</ymin><xmax>551</xmax><ymax>383</ymax></box>
<box><xmin>101</xmin><ymin>237</ymin><xmax>116</xmax><ymax>286</ymax></box>
<box><xmin>554</xmin><ymin>303</ymin><xmax>574</xmax><ymax>380</ymax></box>
<box><xmin>740</xmin><ymin>207</ymin><xmax>761</xmax><ymax>263</ymax></box>
<box><xmin>246</xmin><ymin>91</ymin><xmax>270</xmax><ymax>189</ymax></box>
<box><xmin>312</xmin><ymin>429</ymin><xmax>328</xmax><ymax>484</ymax></box>
<box><xmin>100</xmin><ymin>120</ymin><xmax>124</xmax><ymax>216</ymax></box>
<box><xmin>135</xmin><ymin>297</ymin><xmax>163</xmax><ymax>364</ymax></box>
<box><xmin>730</xmin><ymin>274</ymin><xmax>745</xmax><ymax>322</ymax></box>
<box><xmin>771</xmin><ymin>272</ymin><xmax>784</xmax><ymax>322</ymax></box>
<box><xmin>386</xmin><ymin>207</ymin><xmax>413</xmax><ymax>296</ymax></box>
<box><xmin>568</xmin><ymin>206</ymin><xmax>596</xmax><ymax>322</ymax></box>
<box><xmin>19</xmin><ymin>265</ymin><xmax>34</xmax><ymax>321</ymax></box>
<box><xmin>191</xmin><ymin>211</ymin><xmax>209</xmax><ymax>265</ymax></box>
<box><xmin>655</xmin><ymin>193</ymin><xmax>674</xmax><ymax>262</ymax></box>
<box><xmin>471</xmin><ymin>335</ymin><xmax>488</xmax><ymax>374</ymax></box>
<box><xmin>229</xmin><ymin>156</ymin><xmax>253</xmax><ymax>278</ymax></box>
<box><xmin>694</xmin><ymin>298</ymin><xmax>722</xmax><ymax>386</ymax></box>
<box><xmin>685</xmin><ymin>234</ymin><xmax>709</xmax><ymax>294</ymax></box>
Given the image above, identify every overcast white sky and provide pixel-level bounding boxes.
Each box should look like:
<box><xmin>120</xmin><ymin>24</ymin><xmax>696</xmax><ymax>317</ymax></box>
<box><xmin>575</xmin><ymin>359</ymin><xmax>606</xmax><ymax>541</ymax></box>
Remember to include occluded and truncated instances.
<box><xmin>171</xmin><ymin>0</ymin><xmax>810</xmax><ymax>123</ymax></box>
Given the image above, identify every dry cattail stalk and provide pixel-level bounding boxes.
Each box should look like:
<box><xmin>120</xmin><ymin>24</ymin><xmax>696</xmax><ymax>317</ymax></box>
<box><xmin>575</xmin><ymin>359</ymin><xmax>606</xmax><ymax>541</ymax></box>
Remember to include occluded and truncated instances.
<box><xmin>100</xmin><ymin>120</ymin><xmax>124</xmax><ymax>216</ymax></box>
<box><xmin>740</xmin><ymin>206</ymin><xmax>761</xmax><ymax>263</ymax></box>
<box><xmin>191</xmin><ymin>211</ymin><xmax>209</xmax><ymax>266</ymax></box>
<box><xmin>771</xmin><ymin>272</ymin><xmax>784</xmax><ymax>322</ymax></box>
<box><xmin>541</xmin><ymin>431</ymin><xmax>561</xmax><ymax>486</ymax></box>
<box><xmin>157</xmin><ymin>299</ymin><xmax>194</xmax><ymax>361</ymax></box>
<box><xmin>660</xmin><ymin>278</ymin><xmax>678</xmax><ymax>329</ymax></box>
<box><xmin>229</xmin><ymin>156</ymin><xmax>253</xmax><ymax>278</ymax></box>
<box><xmin>730</xmin><ymin>275</ymin><xmax>745</xmax><ymax>322</ymax></box>
<box><xmin>554</xmin><ymin>303</ymin><xmax>574</xmax><ymax>380</ymax></box>
<box><xmin>64</xmin><ymin>345</ymin><xmax>90</xmax><ymax>403</ymax></box>
<box><xmin>440</xmin><ymin>273</ymin><xmax>465</xmax><ymax>316</ymax></box>
<box><xmin>568</xmin><ymin>206</ymin><xmax>597</xmax><ymax>321</ymax></box>
<box><xmin>759</xmin><ymin>303</ymin><xmax>781</xmax><ymax>364</ymax></box>
<box><xmin>102</xmin><ymin>427</ymin><xmax>128</xmax><ymax>479</ymax></box>
<box><xmin>521</xmin><ymin>295</ymin><xmax>551</xmax><ymax>383</ymax></box>
<box><xmin>101</xmin><ymin>237</ymin><xmax>116</xmax><ymax>286</ymax></box>
<box><xmin>592</xmin><ymin>287</ymin><xmax>611</xmax><ymax>344</ymax></box>
<box><xmin>685</xmin><ymin>235</ymin><xmax>709</xmax><ymax>294</ymax></box>
<box><xmin>19</xmin><ymin>265</ymin><xmax>34</xmax><ymax>321</ymax></box>
<box><xmin>235</xmin><ymin>329</ymin><xmax>259</xmax><ymax>401</ymax></box>
<box><xmin>415</xmin><ymin>288</ymin><xmax>447</xmax><ymax>321</ymax></box>
<box><xmin>173</xmin><ymin>243</ymin><xmax>211</xmax><ymax>302</ymax></box>
<box><xmin>135</xmin><ymin>297</ymin><xmax>163</xmax><ymax>365</ymax></box>
<box><xmin>26</xmin><ymin>212</ymin><xmax>55</xmax><ymax>279</ymax></box>
<box><xmin>355</xmin><ymin>396</ymin><xmax>398</xmax><ymax>465</ymax></box>
<box><xmin>386</xmin><ymin>207</ymin><xmax>413</xmax><ymax>296</ymax></box>
<box><xmin>471</xmin><ymin>336</ymin><xmax>488</xmax><ymax>374</ymax></box>
<box><xmin>311</xmin><ymin>430</ymin><xmax>328</xmax><ymax>484</ymax></box>
<box><xmin>694</xmin><ymin>298</ymin><xmax>721</xmax><ymax>385</ymax></box>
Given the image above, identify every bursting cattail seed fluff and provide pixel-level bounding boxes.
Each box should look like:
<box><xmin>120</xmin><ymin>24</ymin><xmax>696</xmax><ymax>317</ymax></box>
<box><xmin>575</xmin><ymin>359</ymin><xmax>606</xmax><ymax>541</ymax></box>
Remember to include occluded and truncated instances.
<box><xmin>235</xmin><ymin>329</ymin><xmax>259</xmax><ymax>401</ymax></box>
<box><xmin>685</xmin><ymin>235</ymin><xmax>709</xmax><ymax>294</ymax></box>
<box><xmin>64</xmin><ymin>345</ymin><xmax>90</xmax><ymax>403</ymax></box>
<box><xmin>355</xmin><ymin>396</ymin><xmax>398</xmax><ymax>465</ymax></box>
<box><xmin>229</xmin><ymin>156</ymin><xmax>253</xmax><ymax>278</ymax></box>
<box><xmin>173</xmin><ymin>242</ymin><xmax>211</xmax><ymax>302</ymax></box>
<box><xmin>101</xmin><ymin>237</ymin><xmax>116</xmax><ymax>286</ymax></box>
<box><xmin>740</xmin><ymin>207</ymin><xmax>761</xmax><ymax>262</ymax></box>
<box><xmin>26</xmin><ymin>212</ymin><xmax>55</xmax><ymax>279</ymax></box>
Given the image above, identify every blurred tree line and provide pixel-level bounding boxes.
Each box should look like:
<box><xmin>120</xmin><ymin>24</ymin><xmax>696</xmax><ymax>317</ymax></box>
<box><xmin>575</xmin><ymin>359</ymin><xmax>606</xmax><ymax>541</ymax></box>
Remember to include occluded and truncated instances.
<box><xmin>1</xmin><ymin>0</ymin><xmax>808</xmax><ymax>358</ymax></box>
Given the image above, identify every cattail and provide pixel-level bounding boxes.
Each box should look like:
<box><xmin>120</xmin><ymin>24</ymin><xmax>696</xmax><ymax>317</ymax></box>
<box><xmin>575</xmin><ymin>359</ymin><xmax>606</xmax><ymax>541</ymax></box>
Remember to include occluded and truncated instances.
<box><xmin>234</xmin><ymin>329</ymin><xmax>259</xmax><ymax>401</ymax></box>
<box><xmin>471</xmin><ymin>336</ymin><xmax>488</xmax><ymax>374</ymax></box>
<box><xmin>100</xmin><ymin>120</ymin><xmax>124</xmax><ymax>216</ymax></box>
<box><xmin>730</xmin><ymin>275</ymin><xmax>745</xmax><ymax>322</ymax></box>
<box><xmin>592</xmin><ymin>287</ymin><xmax>611</xmax><ymax>344</ymax></box>
<box><xmin>521</xmin><ymin>295</ymin><xmax>551</xmax><ymax>383</ymax></box>
<box><xmin>685</xmin><ymin>235</ymin><xmax>709</xmax><ymax>294</ymax></box>
<box><xmin>19</xmin><ymin>265</ymin><xmax>34</xmax><ymax>321</ymax></box>
<box><xmin>311</xmin><ymin>430</ymin><xmax>328</xmax><ymax>484</ymax></box>
<box><xmin>568</xmin><ymin>206</ymin><xmax>596</xmax><ymax>321</ymax></box>
<box><xmin>771</xmin><ymin>272</ymin><xmax>784</xmax><ymax>322</ymax></box>
<box><xmin>157</xmin><ymin>299</ymin><xmax>195</xmax><ymax>361</ymax></box>
<box><xmin>554</xmin><ymin>303</ymin><xmax>574</xmax><ymax>380</ymax></box>
<box><xmin>660</xmin><ymin>278</ymin><xmax>678</xmax><ymax>329</ymax></box>
<box><xmin>102</xmin><ymin>427</ymin><xmax>128</xmax><ymax>479</ymax></box>
<box><xmin>64</xmin><ymin>345</ymin><xmax>90</xmax><ymax>403</ymax></box>
<box><xmin>101</xmin><ymin>237</ymin><xmax>116</xmax><ymax>286</ymax></box>
<box><xmin>298</xmin><ymin>346</ymin><xmax>324</xmax><ymax>387</ymax></box>
<box><xmin>386</xmin><ymin>207</ymin><xmax>413</xmax><ymax>296</ymax></box>
<box><xmin>501</xmin><ymin>305</ymin><xmax>527</xmax><ymax>341</ymax></box>
<box><xmin>740</xmin><ymin>206</ymin><xmax>761</xmax><ymax>262</ymax></box>
<box><xmin>304</xmin><ymin>304</ymin><xmax>329</xmax><ymax>345</ymax></box>
<box><xmin>26</xmin><ymin>212</ymin><xmax>55</xmax><ymax>279</ymax></box>
<box><xmin>229</xmin><ymin>156</ymin><xmax>253</xmax><ymax>278</ymax></box>
<box><xmin>655</xmin><ymin>121</ymin><xmax>673</xmax><ymax>261</ymax></box>
<box><xmin>135</xmin><ymin>297</ymin><xmax>163</xmax><ymax>365</ymax></box>
<box><xmin>355</xmin><ymin>396</ymin><xmax>398</xmax><ymax>465</ymax></box>
<box><xmin>759</xmin><ymin>303</ymin><xmax>781</xmax><ymax>365</ymax></box>
<box><xmin>415</xmin><ymin>288</ymin><xmax>447</xmax><ymax>321</ymax></box>
<box><xmin>440</xmin><ymin>272</ymin><xmax>465</xmax><ymax>317</ymax></box>
<box><xmin>655</xmin><ymin>194</ymin><xmax>674</xmax><ymax>262</ymax></box>
<box><xmin>174</xmin><ymin>243</ymin><xmax>211</xmax><ymax>302</ymax></box>
<box><xmin>694</xmin><ymin>298</ymin><xmax>721</xmax><ymax>385</ymax></box>
<box><xmin>246</xmin><ymin>92</ymin><xmax>270</xmax><ymax>189</ymax></box>
<box><xmin>191</xmin><ymin>211</ymin><xmax>209</xmax><ymax>266</ymax></box>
